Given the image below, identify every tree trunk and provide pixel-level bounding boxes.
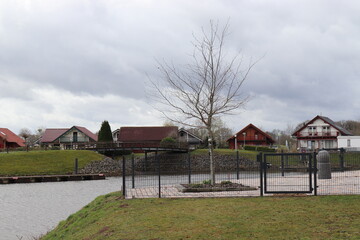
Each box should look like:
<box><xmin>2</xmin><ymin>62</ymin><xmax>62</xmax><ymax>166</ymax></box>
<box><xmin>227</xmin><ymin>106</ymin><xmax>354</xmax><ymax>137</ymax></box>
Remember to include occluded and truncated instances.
<box><xmin>208</xmin><ymin>129</ymin><xmax>216</xmax><ymax>184</ymax></box>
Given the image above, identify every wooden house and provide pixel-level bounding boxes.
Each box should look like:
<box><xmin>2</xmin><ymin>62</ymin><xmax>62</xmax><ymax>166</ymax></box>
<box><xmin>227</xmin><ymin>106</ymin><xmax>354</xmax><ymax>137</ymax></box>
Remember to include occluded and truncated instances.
<box><xmin>227</xmin><ymin>124</ymin><xmax>275</xmax><ymax>149</ymax></box>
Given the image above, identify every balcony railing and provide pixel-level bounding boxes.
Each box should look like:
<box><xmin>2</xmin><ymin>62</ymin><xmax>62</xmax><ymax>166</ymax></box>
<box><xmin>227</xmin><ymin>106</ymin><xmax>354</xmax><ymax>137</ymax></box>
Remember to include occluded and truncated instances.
<box><xmin>296</xmin><ymin>131</ymin><xmax>339</xmax><ymax>137</ymax></box>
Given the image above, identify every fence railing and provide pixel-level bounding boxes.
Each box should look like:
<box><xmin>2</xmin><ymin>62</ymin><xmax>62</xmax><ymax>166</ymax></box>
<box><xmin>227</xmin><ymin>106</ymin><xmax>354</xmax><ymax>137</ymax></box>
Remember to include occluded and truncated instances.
<box><xmin>121</xmin><ymin>150</ymin><xmax>360</xmax><ymax>198</ymax></box>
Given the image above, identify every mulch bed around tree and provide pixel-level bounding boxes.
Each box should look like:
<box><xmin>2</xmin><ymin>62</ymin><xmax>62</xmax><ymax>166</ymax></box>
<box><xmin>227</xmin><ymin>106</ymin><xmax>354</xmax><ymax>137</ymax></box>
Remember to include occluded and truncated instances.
<box><xmin>179</xmin><ymin>181</ymin><xmax>258</xmax><ymax>193</ymax></box>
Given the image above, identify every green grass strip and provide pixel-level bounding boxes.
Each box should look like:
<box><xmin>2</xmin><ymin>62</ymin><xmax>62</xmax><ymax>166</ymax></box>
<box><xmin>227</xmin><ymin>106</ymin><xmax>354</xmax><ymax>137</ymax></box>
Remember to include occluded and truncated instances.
<box><xmin>42</xmin><ymin>194</ymin><xmax>360</xmax><ymax>240</ymax></box>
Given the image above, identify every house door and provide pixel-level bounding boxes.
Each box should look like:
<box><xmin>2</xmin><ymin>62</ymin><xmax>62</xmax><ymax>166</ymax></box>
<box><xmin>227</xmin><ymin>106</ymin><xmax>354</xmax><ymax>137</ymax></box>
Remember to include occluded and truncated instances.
<box><xmin>73</xmin><ymin>132</ymin><xmax>78</xmax><ymax>142</ymax></box>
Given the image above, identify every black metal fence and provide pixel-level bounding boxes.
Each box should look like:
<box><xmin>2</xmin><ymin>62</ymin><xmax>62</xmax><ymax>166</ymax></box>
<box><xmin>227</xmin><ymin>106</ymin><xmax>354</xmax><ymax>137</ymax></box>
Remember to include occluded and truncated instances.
<box><xmin>318</xmin><ymin>149</ymin><xmax>360</xmax><ymax>195</ymax></box>
<box><xmin>121</xmin><ymin>149</ymin><xmax>360</xmax><ymax>198</ymax></box>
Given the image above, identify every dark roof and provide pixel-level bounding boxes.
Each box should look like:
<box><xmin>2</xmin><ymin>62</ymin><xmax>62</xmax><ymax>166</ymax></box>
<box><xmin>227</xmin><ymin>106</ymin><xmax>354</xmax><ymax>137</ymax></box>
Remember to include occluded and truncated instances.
<box><xmin>227</xmin><ymin>124</ymin><xmax>275</xmax><ymax>143</ymax></box>
<box><xmin>118</xmin><ymin>126</ymin><xmax>179</xmax><ymax>142</ymax></box>
<box><xmin>0</xmin><ymin>128</ymin><xmax>25</xmax><ymax>147</ymax></box>
<box><xmin>179</xmin><ymin>128</ymin><xmax>203</xmax><ymax>142</ymax></box>
<box><xmin>319</xmin><ymin>116</ymin><xmax>353</xmax><ymax>135</ymax></box>
<box><xmin>41</xmin><ymin>126</ymin><xmax>98</xmax><ymax>143</ymax></box>
<box><xmin>292</xmin><ymin>115</ymin><xmax>353</xmax><ymax>136</ymax></box>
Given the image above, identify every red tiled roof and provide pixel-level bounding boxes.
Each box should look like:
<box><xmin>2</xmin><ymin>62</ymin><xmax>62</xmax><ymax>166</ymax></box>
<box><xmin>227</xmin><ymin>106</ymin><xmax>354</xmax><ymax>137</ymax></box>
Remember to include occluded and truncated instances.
<box><xmin>41</xmin><ymin>129</ymin><xmax>68</xmax><ymax>143</ymax></box>
<box><xmin>118</xmin><ymin>126</ymin><xmax>178</xmax><ymax>142</ymax></box>
<box><xmin>41</xmin><ymin>126</ymin><xmax>98</xmax><ymax>143</ymax></box>
<box><xmin>0</xmin><ymin>128</ymin><xmax>25</xmax><ymax>147</ymax></box>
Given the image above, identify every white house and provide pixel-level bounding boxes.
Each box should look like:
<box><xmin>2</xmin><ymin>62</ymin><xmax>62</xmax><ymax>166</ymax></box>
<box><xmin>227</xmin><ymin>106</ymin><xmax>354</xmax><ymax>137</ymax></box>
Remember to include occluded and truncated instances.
<box><xmin>292</xmin><ymin>115</ymin><xmax>353</xmax><ymax>151</ymax></box>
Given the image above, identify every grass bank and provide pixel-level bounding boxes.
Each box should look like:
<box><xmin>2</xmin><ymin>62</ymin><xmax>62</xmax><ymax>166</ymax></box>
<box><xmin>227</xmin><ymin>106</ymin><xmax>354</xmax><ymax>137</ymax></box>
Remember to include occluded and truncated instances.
<box><xmin>0</xmin><ymin>150</ymin><xmax>103</xmax><ymax>176</ymax></box>
<box><xmin>42</xmin><ymin>193</ymin><xmax>360</xmax><ymax>240</ymax></box>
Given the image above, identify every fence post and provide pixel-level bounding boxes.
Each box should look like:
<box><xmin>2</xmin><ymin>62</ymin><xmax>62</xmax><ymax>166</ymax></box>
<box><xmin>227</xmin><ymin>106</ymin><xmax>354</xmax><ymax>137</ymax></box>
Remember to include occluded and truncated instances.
<box><xmin>281</xmin><ymin>154</ymin><xmax>285</xmax><ymax>177</ymax></box>
<box><xmin>144</xmin><ymin>151</ymin><xmax>148</xmax><ymax>172</ymax></box>
<box><xmin>74</xmin><ymin>158</ymin><xmax>78</xmax><ymax>174</ymax></box>
<box><xmin>340</xmin><ymin>148</ymin><xmax>345</xmax><ymax>172</ymax></box>
<box><xmin>257</xmin><ymin>152</ymin><xmax>263</xmax><ymax>197</ymax></box>
<box><xmin>156</xmin><ymin>151</ymin><xmax>161</xmax><ymax>198</ymax></box>
<box><xmin>132</xmin><ymin>153</ymin><xmax>135</xmax><ymax>188</ymax></box>
<box><xmin>122</xmin><ymin>155</ymin><xmax>126</xmax><ymax>197</ymax></box>
<box><xmin>236</xmin><ymin>150</ymin><xmax>240</xmax><ymax>180</ymax></box>
<box><xmin>188</xmin><ymin>152</ymin><xmax>191</xmax><ymax>184</ymax></box>
<box><xmin>313</xmin><ymin>152</ymin><xmax>317</xmax><ymax>196</ymax></box>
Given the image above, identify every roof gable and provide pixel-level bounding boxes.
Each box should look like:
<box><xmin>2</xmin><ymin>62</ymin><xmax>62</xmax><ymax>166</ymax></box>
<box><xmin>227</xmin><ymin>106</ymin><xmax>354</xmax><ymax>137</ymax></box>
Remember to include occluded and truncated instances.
<box><xmin>118</xmin><ymin>126</ymin><xmax>179</xmax><ymax>142</ymax></box>
<box><xmin>0</xmin><ymin>128</ymin><xmax>25</xmax><ymax>147</ymax></box>
<box><xmin>227</xmin><ymin>124</ymin><xmax>275</xmax><ymax>143</ymax></box>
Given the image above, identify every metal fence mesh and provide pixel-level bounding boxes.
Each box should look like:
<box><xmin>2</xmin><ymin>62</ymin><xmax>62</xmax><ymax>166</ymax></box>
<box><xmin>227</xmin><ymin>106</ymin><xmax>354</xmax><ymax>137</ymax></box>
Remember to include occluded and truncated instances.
<box><xmin>123</xmin><ymin>150</ymin><xmax>360</xmax><ymax>198</ymax></box>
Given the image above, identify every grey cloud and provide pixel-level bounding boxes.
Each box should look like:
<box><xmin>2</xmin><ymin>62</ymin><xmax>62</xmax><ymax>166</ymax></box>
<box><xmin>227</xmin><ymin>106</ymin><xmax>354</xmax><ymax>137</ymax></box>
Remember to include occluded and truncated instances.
<box><xmin>1</xmin><ymin>0</ymin><xmax>360</xmax><ymax>133</ymax></box>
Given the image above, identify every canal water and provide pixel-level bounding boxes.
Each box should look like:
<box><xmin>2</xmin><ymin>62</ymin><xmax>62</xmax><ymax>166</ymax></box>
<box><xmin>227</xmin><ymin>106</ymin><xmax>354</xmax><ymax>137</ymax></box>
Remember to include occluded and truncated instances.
<box><xmin>0</xmin><ymin>177</ymin><xmax>123</xmax><ymax>240</ymax></box>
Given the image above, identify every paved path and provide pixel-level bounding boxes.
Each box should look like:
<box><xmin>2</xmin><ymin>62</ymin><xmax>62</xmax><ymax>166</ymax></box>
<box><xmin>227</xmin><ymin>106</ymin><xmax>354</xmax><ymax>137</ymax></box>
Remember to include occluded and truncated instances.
<box><xmin>125</xmin><ymin>170</ymin><xmax>360</xmax><ymax>199</ymax></box>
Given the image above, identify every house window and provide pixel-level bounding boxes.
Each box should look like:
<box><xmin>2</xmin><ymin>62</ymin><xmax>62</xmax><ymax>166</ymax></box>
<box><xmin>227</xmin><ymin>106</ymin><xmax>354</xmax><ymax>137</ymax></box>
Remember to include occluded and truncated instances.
<box><xmin>324</xmin><ymin>140</ymin><xmax>333</xmax><ymax>149</ymax></box>
<box><xmin>347</xmin><ymin>139</ymin><xmax>351</xmax><ymax>147</ymax></box>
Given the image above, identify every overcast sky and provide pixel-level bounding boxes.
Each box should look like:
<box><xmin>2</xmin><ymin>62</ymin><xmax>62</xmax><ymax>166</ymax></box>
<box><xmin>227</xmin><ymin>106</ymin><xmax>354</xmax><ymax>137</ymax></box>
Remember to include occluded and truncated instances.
<box><xmin>1</xmin><ymin>0</ymin><xmax>360</xmax><ymax>134</ymax></box>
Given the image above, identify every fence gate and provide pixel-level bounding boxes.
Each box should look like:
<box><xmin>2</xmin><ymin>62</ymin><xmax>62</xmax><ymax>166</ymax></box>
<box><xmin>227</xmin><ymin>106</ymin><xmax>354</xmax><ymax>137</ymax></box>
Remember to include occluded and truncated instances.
<box><xmin>261</xmin><ymin>153</ymin><xmax>316</xmax><ymax>195</ymax></box>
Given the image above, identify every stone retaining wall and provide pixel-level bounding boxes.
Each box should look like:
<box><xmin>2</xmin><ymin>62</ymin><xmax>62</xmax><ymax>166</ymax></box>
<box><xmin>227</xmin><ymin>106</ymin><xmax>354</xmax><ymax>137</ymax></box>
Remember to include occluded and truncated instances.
<box><xmin>79</xmin><ymin>153</ymin><xmax>259</xmax><ymax>176</ymax></box>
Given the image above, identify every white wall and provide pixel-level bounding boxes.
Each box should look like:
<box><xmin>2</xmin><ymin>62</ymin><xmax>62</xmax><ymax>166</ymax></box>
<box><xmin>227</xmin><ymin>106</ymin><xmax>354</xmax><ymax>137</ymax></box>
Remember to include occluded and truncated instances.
<box><xmin>338</xmin><ymin>136</ymin><xmax>360</xmax><ymax>149</ymax></box>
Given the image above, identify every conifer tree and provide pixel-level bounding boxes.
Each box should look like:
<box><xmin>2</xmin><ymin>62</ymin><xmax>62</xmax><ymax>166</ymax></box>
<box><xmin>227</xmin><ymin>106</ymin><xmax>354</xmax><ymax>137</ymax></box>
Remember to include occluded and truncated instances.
<box><xmin>98</xmin><ymin>120</ymin><xmax>113</xmax><ymax>142</ymax></box>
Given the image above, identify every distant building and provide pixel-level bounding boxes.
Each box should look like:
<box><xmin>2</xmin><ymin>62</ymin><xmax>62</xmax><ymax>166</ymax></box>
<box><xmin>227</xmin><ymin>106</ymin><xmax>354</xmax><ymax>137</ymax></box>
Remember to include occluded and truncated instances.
<box><xmin>178</xmin><ymin>128</ymin><xmax>203</xmax><ymax>149</ymax></box>
<box><xmin>41</xmin><ymin>126</ymin><xmax>98</xmax><ymax>149</ymax></box>
<box><xmin>338</xmin><ymin>136</ymin><xmax>360</xmax><ymax>151</ymax></box>
<box><xmin>227</xmin><ymin>124</ymin><xmax>275</xmax><ymax>149</ymax></box>
<box><xmin>0</xmin><ymin>128</ymin><xmax>25</xmax><ymax>149</ymax></box>
<box><xmin>292</xmin><ymin>115</ymin><xmax>352</xmax><ymax>151</ymax></box>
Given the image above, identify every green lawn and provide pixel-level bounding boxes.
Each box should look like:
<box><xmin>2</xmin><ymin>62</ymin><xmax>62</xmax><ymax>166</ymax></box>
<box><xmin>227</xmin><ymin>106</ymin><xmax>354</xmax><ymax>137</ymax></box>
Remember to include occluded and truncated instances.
<box><xmin>0</xmin><ymin>150</ymin><xmax>104</xmax><ymax>176</ymax></box>
<box><xmin>42</xmin><ymin>193</ymin><xmax>360</xmax><ymax>240</ymax></box>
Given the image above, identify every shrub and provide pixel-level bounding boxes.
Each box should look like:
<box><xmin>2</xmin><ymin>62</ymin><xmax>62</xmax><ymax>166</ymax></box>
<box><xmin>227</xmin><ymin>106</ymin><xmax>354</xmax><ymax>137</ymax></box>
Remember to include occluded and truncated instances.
<box><xmin>220</xmin><ymin>180</ymin><xmax>232</xmax><ymax>185</ymax></box>
<box><xmin>160</xmin><ymin>137</ymin><xmax>177</xmax><ymax>147</ymax></box>
<box><xmin>202</xmin><ymin>179</ymin><xmax>212</xmax><ymax>185</ymax></box>
<box><xmin>243</xmin><ymin>145</ymin><xmax>275</xmax><ymax>152</ymax></box>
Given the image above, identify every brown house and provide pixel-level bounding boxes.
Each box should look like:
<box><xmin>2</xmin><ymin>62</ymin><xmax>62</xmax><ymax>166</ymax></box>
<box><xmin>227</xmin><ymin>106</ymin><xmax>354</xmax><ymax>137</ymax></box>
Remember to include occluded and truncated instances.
<box><xmin>117</xmin><ymin>126</ymin><xmax>178</xmax><ymax>143</ymax></box>
<box><xmin>227</xmin><ymin>124</ymin><xmax>275</xmax><ymax>149</ymax></box>
<box><xmin>0</xmin><ymin>128</ymin><xmax>25</xmax><ymax>149</ymax></box>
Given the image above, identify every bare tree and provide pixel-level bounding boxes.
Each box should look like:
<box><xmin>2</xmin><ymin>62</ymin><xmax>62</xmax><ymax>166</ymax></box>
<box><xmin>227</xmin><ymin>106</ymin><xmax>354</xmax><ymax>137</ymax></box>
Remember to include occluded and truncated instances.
<box><xmin>19</xmin><ymin>128</ymin><xmax>32</xmax><ymax>151</ymax></box>
<box><xmin>149</xmin><ymin>20</ymin><xmax>257</xmax><ymax>184</ymax></box>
